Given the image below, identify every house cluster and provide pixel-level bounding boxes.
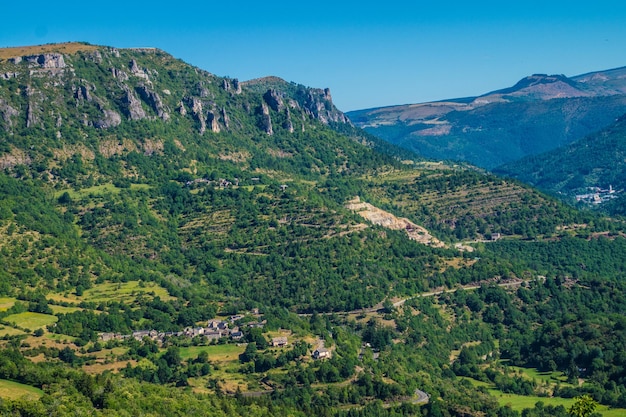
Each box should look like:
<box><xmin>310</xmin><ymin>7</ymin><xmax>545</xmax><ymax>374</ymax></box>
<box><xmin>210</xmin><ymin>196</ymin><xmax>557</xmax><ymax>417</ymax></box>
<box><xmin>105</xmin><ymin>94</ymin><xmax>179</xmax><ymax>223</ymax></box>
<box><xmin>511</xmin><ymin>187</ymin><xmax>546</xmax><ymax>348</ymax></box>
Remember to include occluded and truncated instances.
<box><xmin>576</xmin><ymin>185</ymin><xmax>620</xmax><ymax>205</ymax></box>
<box><xmin>99</xmin><ymin>314</ymin><xmax>267</xmax><ymax>345</ymax></box>
<box><xmin>184</xmin><ymin>177</ymin><xmax>240</xmax><ymax>188</ymax></box>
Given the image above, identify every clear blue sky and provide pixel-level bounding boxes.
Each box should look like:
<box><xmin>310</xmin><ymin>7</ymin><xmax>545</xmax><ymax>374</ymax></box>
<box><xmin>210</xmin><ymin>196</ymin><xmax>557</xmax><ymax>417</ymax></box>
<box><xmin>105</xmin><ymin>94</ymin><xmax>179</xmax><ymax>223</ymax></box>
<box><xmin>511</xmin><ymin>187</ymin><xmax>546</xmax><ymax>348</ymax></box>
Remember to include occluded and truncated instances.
<box><xmin>2</xmin><ymin>1</ymin><xmax>626</xmax><ymax>111</ymax></box>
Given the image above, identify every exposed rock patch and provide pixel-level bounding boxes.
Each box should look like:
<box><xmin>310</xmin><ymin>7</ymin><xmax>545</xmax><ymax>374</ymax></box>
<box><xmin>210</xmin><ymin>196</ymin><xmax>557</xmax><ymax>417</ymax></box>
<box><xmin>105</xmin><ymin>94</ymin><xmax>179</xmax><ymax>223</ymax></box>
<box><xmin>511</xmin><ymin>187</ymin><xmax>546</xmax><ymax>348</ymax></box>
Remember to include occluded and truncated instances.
<box><xmin>221</xmin><ymin>107</ymin><xmax>229</xmax><ymax>130</ymax></box>
<box><xmin>111</xmin><ymin>68</ymin><xmax>129</xmax><ymax>81</ymax></box>
<box><xmin>137</xmin><ymin>84</ymin><xmax>169</xmax><ymax>120</ymax></box>
<box><xmin>263</xmin><ymin>89</ymin><xmax>284</xmax><ymax>112</ymax></box>
<box><xmin>207</xmin><ymin>111</ymin><xmax>220</xmax><ymax>133</ymax></box>
<box><xmin>129</xmin><ymin>59</ymin><xmax>149</xmax><ymax>81</ymax></box>
<box><xmin>346</xmin><ymin>196</ymin><xmax>445</xmax><ymax>247</ymax></box>
<box><xmin>95</xmin><ymin>109</ymin><xmax>122</xmax><ymax>129</ymax></box>
<box><xmin>259</xmin><ymin>102</ymin><xmax>273</xmax><ymax>135</ymax></box>
<box><xmin>188</xmin><ymin>97</ymin><xmax>206</xmax><ymax>134</ymax></box>
<box><xmin>283</xmin><ymin>107</ymin><xmax>294</xmax><ymax>133</ymax></box>
<box><xmin>25</xmin><ymin>53</ymin><xmax>66</xmax><ymax>69</ymax></box>
<box><xmin>0</xmin><ymin>99</ymin><xmax>19</xmax><ymax>131</ymax></box>
<box><xmin>122</xmin><ymin>85</ymin><xmax>146</xmax><ymax>120</ymax></box>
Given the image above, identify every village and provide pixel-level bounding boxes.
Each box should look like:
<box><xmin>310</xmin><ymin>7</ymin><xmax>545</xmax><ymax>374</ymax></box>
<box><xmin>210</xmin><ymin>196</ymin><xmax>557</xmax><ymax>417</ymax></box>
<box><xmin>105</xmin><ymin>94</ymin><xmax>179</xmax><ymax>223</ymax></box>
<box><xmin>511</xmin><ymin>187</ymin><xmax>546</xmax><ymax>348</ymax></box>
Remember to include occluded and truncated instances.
<box><xmin>575</xmin><ymin>185</ymin><xmax>621</xmax><ymax>205</ymax></box>
<box><xmin>98</xmin><ymin>313</ymin><xmax>332</xmax><ymax>360</ymax></box>
<box><xmin>99</xmin><ymin>313</ymin><xmax>266</xmax><ymax>346</ymax></box>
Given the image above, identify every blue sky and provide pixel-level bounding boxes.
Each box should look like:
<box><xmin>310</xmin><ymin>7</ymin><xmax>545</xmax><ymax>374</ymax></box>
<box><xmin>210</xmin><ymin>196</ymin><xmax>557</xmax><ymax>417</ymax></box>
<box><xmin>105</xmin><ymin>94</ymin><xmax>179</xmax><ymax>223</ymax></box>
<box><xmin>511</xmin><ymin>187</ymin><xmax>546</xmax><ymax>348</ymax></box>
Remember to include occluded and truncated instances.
<box><xmin>2</xmin><ymin>1</ymin><xmax>626</xmax><ymax>111</ymax></box>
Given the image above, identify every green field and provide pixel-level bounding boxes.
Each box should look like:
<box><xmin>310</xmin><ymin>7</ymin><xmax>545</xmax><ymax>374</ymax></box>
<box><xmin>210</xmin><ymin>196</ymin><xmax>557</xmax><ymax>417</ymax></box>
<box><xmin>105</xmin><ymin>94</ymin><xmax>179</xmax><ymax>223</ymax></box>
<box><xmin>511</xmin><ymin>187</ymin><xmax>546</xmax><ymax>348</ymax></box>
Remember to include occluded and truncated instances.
<box><xmin>0</xmin><ymin>326</ymin><xmax>26</xmax><ymax>337</ymax></box>
<box><xmin>491</xmin><ymin>391</ymin><xmax>625</xmax><ymax>417</ymax></box>
<box><xmin>0</xmin><ymin>297</ymin><xmax>16</xmax><ymax>312</ymax></box>
<box><xmin>4</xmin><ymin>312</ymin><xmax>57</xmax><ymax>330</ymax></box>
<box><xmin>49</xmin><ymin>281</ymin><xmax>175</xmax><ymax>304</ymax></box>
<box><xmin>461</xmin><ymin>376</ymin><xmax>626</xmax><ymax>416</ymax></box>
<box><xmin>178</xmin><ymin>344</ymin><xmax>246</xmax><ymax>362</ymax></box>
<box><xmin>49</xmin><ymin>304</ymin><xmax>82</xmax><ymax>314</ymax></box>
<box><xmin>55</xmin><ymin>183</ymin><xmax>152</xmax><ymax>200</ymax></box>
<box><xmin>0</xmin><ymin>379</ymin><xmax>43</xmax><ymax>400</ymax></box>
<box><xmin>499</xmin><ymin>361</ymin><xmax>572</xmax><ymax>386</ymax></box>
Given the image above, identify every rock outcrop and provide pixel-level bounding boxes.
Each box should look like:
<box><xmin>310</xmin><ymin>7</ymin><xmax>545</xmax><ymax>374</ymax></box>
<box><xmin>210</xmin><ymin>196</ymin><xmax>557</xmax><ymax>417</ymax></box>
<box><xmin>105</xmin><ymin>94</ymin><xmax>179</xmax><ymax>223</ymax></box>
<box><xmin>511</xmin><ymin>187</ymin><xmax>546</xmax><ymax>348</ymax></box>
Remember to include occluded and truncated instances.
<box><xmin>283</xmin><ymin>108</ymin><xmax>294</xmax><ymax>133</ymax></box>
<box><xmin>232</xmin><ymin>78</ymin><xmax>242</xmax><ymax>94</ymax></box>
<box><xmin>346</xmin><ymin>197</ymin><xmax>445</xmax><ymax>248</ymax></box>
<box><xmin>129</xmin><ymin>59</ymin><xmax>149</xmax><ymax>80</ymax></box>
<box><xmin>188</xmin><ymin>97</ymin><xmax>206</xmax><ymax>134</ymax></box>
<box><xmin>221</xmin><ymin>107</ymin><xmax>230</xmax><ymax>130</ymax></box>
<box><xmin>303</xmin><ymin>88</ymin><xmax>349</xmax><ymax>124</ymax></box>
<box><xmin>25</xmin><ymin>53</ymin><xmax>66</xmax><ymax>69</ymax></box>
<box><xmin>94</xmin><ymin>110</ymin><xmax>122</xmax><ymax>129</ymax></box>
<box><xmin>0</xmin><ymin>99</ymin><xmax>19</xmax><ymax>131</ymax></box>
<box><xmin>111</xmin><ymin>68</ymin><xmax>129</xmax><ymax>81</ymax></box>
<box><xmin>74</xmin><ymin>84</ymin><xmax>92</xmax><ymax>102</ymax></box>
<box><xmin>263</xmin><ymin>89</ymin><xmax>284</xmax><ymax>112</ymax></box>
<box><xmin>122</xmin><ymin>85</ymin><xmax>146</xmax><ymax>120</ymax></box>
<box><xmin>207</xmin><ymin>111</ymin><xmax>220</xmax><ymax>133</ymax></box>
<box><xmin>137</xmin><ymin>84</ymin><xmax>169</xmax><ymax>121</ymax></box>
<box><xmin>259</xmin><ymin>102</ymin><xmax>273</xmax><ymax>135</ymax></box>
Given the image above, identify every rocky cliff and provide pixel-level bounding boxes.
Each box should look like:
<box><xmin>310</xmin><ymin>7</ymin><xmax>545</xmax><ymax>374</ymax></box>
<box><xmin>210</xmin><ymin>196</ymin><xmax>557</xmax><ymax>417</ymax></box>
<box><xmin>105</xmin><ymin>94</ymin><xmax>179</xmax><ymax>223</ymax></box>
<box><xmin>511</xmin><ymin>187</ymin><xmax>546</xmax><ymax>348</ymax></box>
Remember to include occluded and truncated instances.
<box><xmin>0</xmin><ymin>43</ymin><xmax>353</xmax><ymax>173</ymax></box>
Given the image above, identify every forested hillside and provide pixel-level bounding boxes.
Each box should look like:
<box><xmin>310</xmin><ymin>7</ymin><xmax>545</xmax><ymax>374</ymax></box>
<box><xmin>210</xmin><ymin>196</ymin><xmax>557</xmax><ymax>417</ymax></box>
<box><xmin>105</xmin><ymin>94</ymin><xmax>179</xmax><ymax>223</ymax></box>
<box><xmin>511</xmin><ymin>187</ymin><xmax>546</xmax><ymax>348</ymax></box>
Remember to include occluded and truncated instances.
<box><xmin>494</xmin><ymin>114</ymin><xmax>626</xmax><ymax>215</ymax></box>
<box><xmin>1</xmin><ymin>43</ymin><xmax>626</xmax><ymax>416</ymax></box>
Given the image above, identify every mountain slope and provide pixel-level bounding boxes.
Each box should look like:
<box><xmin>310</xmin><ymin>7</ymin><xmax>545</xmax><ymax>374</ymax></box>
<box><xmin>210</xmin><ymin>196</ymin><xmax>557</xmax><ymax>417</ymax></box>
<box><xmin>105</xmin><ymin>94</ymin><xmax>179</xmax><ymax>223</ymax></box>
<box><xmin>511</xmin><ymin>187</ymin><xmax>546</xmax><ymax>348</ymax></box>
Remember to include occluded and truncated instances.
<box><xmin>347</xmin><ymin>68</ymin><xmax>626</xmax><ymax>168</ymax></box>
<box><xmin>494</xmin><ymin>113</ymin><xmax>626</xmax><ymax>213</ymax></box>
<box><xmin>3</xmin><ymin>43</ymin><xmax>626</xmax><ymax>417</ymax></box>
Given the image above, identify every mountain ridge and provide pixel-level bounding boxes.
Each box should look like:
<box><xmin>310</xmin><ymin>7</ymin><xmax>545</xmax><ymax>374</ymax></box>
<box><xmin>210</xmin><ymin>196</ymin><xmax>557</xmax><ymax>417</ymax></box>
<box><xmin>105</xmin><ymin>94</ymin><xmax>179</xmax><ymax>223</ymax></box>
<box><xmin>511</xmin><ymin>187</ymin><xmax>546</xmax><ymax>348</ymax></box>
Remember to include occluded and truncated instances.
<box><xmin>347</xmin><ymin>67</ymin><xmax>626</xmax><ymax>169</ymax></box>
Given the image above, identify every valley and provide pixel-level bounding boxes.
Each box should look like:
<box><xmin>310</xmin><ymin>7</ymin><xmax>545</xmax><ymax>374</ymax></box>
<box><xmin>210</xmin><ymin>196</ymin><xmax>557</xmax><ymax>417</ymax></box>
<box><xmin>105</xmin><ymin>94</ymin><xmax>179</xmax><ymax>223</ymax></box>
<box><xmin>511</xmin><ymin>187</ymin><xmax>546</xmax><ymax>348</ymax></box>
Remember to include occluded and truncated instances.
<box><xmin>0</xmin><ymin>43</ymin><xmax>625</xmax><ymax>417</ymax></box>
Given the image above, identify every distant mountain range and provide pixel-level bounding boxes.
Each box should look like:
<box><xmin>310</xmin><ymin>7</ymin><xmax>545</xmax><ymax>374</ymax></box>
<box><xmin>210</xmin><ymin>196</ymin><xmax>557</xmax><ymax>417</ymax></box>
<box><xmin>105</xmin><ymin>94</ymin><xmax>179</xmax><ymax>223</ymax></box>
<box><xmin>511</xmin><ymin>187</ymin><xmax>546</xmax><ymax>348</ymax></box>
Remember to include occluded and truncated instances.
<box><xmin>347</xmin><ymin>67</ymin><xmax>626</xmax><ymax>169</ymax></box>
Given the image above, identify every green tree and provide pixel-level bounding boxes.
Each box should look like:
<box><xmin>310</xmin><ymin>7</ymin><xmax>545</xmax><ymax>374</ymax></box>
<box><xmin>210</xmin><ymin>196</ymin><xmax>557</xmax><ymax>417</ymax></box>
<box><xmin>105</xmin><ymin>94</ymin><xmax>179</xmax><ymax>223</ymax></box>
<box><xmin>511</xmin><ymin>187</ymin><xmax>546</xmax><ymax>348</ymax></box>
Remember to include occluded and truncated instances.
<box><xmin>568</xmin><ymin>395</ymin><xmax>598</xmax><ymax>417</ymax></box>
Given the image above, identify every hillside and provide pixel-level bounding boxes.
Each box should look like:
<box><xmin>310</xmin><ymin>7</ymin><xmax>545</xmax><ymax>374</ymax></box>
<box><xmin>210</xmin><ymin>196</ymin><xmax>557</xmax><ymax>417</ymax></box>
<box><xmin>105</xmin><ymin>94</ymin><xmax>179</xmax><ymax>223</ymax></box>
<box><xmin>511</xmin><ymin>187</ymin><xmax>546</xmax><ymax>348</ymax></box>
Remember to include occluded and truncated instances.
<box><xmin>2</xmin><ymin>43</ymin><xmax>626</xmax><ymax>417</ymax></box>
<box><xmin>347</xmin><ymin>68</ymin><xmax>626</xmax><ymax>168</ymax></box>
<box><xmin>494</xmin><ymin>114</ymin><xmax>626</xmax><ymax>214</ymax></box>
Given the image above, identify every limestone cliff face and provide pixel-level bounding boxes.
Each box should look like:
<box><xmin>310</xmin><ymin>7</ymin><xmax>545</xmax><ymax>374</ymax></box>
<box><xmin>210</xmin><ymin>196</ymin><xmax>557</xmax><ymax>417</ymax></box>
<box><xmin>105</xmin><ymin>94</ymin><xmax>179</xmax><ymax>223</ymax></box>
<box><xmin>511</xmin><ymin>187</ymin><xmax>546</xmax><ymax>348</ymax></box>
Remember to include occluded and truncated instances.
<box><xmin>245</xmin><ymin>76</ymin><xmax>352</xmax><ymax>128</ymax></box>
<box><xmin>0</xmin><ymin>43</ymin><xmax>352</xmax><ymax>144</ymax></box>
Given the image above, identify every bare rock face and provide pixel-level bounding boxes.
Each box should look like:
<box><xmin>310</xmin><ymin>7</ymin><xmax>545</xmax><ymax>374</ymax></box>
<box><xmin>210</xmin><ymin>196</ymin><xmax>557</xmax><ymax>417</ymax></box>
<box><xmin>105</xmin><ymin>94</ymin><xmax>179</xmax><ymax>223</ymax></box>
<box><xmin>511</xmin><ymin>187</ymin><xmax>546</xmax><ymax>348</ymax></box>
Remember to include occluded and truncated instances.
<box><xmin>221</xmin><ymin>107</ymin><xmax>230</xmax><ymax>129</ymax></box>
<box><xmin>196</xmin><ymin>82</ymin><xmax>210</xmax><ymax>98</ymax></box>
<box><xmin>111</xmin><ymin>68</ymin><xmax>129</xmax><ymax>81</ymax></box>
<box><xmin>177</xmin><ymin>101</ymin><xmax>187</xmax><ymax>116</ymax></box>
<box><xmin>122</xmin><ymin>85</ymin><xmax>146</xmax><ymax>120</ymax></box>
<box><xmin>26</xmin><ymin>102</ymin><xmax>37</xmax><ymax>128</ymax></box>
<box><xmin>0</xmin><ymin>99</ymin><xmax>19</xmax><ymax>131</ymax></box>
<box><xmin>75</xmin><ymin>84</ymin><xmax>92</xmax><ymax>102</ymax></box>
<box><xmin>129</xmin><ymin>59</ymin><xmax>149</xmax><ymax>80</ymax></box>
<box><xmin>86</xmin><ymin>50</ymin><xmax>103</xmax><ymax>64</ymax></box>
<box><xmin>187</xmin><ymin>97</ymin><xmax>206</xmax><ymax>134</ymax></box>
<box><xmin>222</xmin><ymin>79</ymin><xmax>230</xmax><ymax>91</ymax></box>
<box><xmin>283</xmin><ymin>107</ymin><xmax>294</xmax><ymax>133</ymax></box>
<box><xmin>94</xmin><ymin>110</ymin><xmax>122</xmax><ymax>129</ymax></box>
<box><xmin>137</xmin><ymin>84</ymin><xmax>169</xmax><ymax>121</ymax></box>
<box><xmin>25</xmin><ymin>86</ymin><xmax>40</xmax><ymax>128</ymax></box>
<box><xmin>302</xmin><ymin>87</ymin><xmax>349</xmax><ymax>125</ymax></box>
<box><xmin>259</xmin><ymin>102</ymin><xmax>273</xmax><ymax>135</ymax></box>
<box><xmin>263</xmin><ymin>89</ymin><xmax>284</xmax><ymax>112</ymax></box>
<box><xmin>233</xmin><ymin>78</ymin><xmax>242</xmax><ymax>94</ymax></box>
<box><xmin>207</xmin><ymin>111</ymin><xmax>220</xmax><ymax>133</ymax></box>
<box><xmin>25</xmin><ymin>53</ymin><xmax>66</xmax><ymax>69</ymax></box>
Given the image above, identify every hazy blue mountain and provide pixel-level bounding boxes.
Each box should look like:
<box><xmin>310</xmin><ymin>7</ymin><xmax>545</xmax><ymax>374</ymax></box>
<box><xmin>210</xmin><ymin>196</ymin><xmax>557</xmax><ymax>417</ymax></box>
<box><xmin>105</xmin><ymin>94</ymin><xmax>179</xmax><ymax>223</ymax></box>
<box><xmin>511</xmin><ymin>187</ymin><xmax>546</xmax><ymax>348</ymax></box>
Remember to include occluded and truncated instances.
<box><xmin>347</xmin><ymin>67</ymin><xmax>626</xmax><ymax>169</ymax></box>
